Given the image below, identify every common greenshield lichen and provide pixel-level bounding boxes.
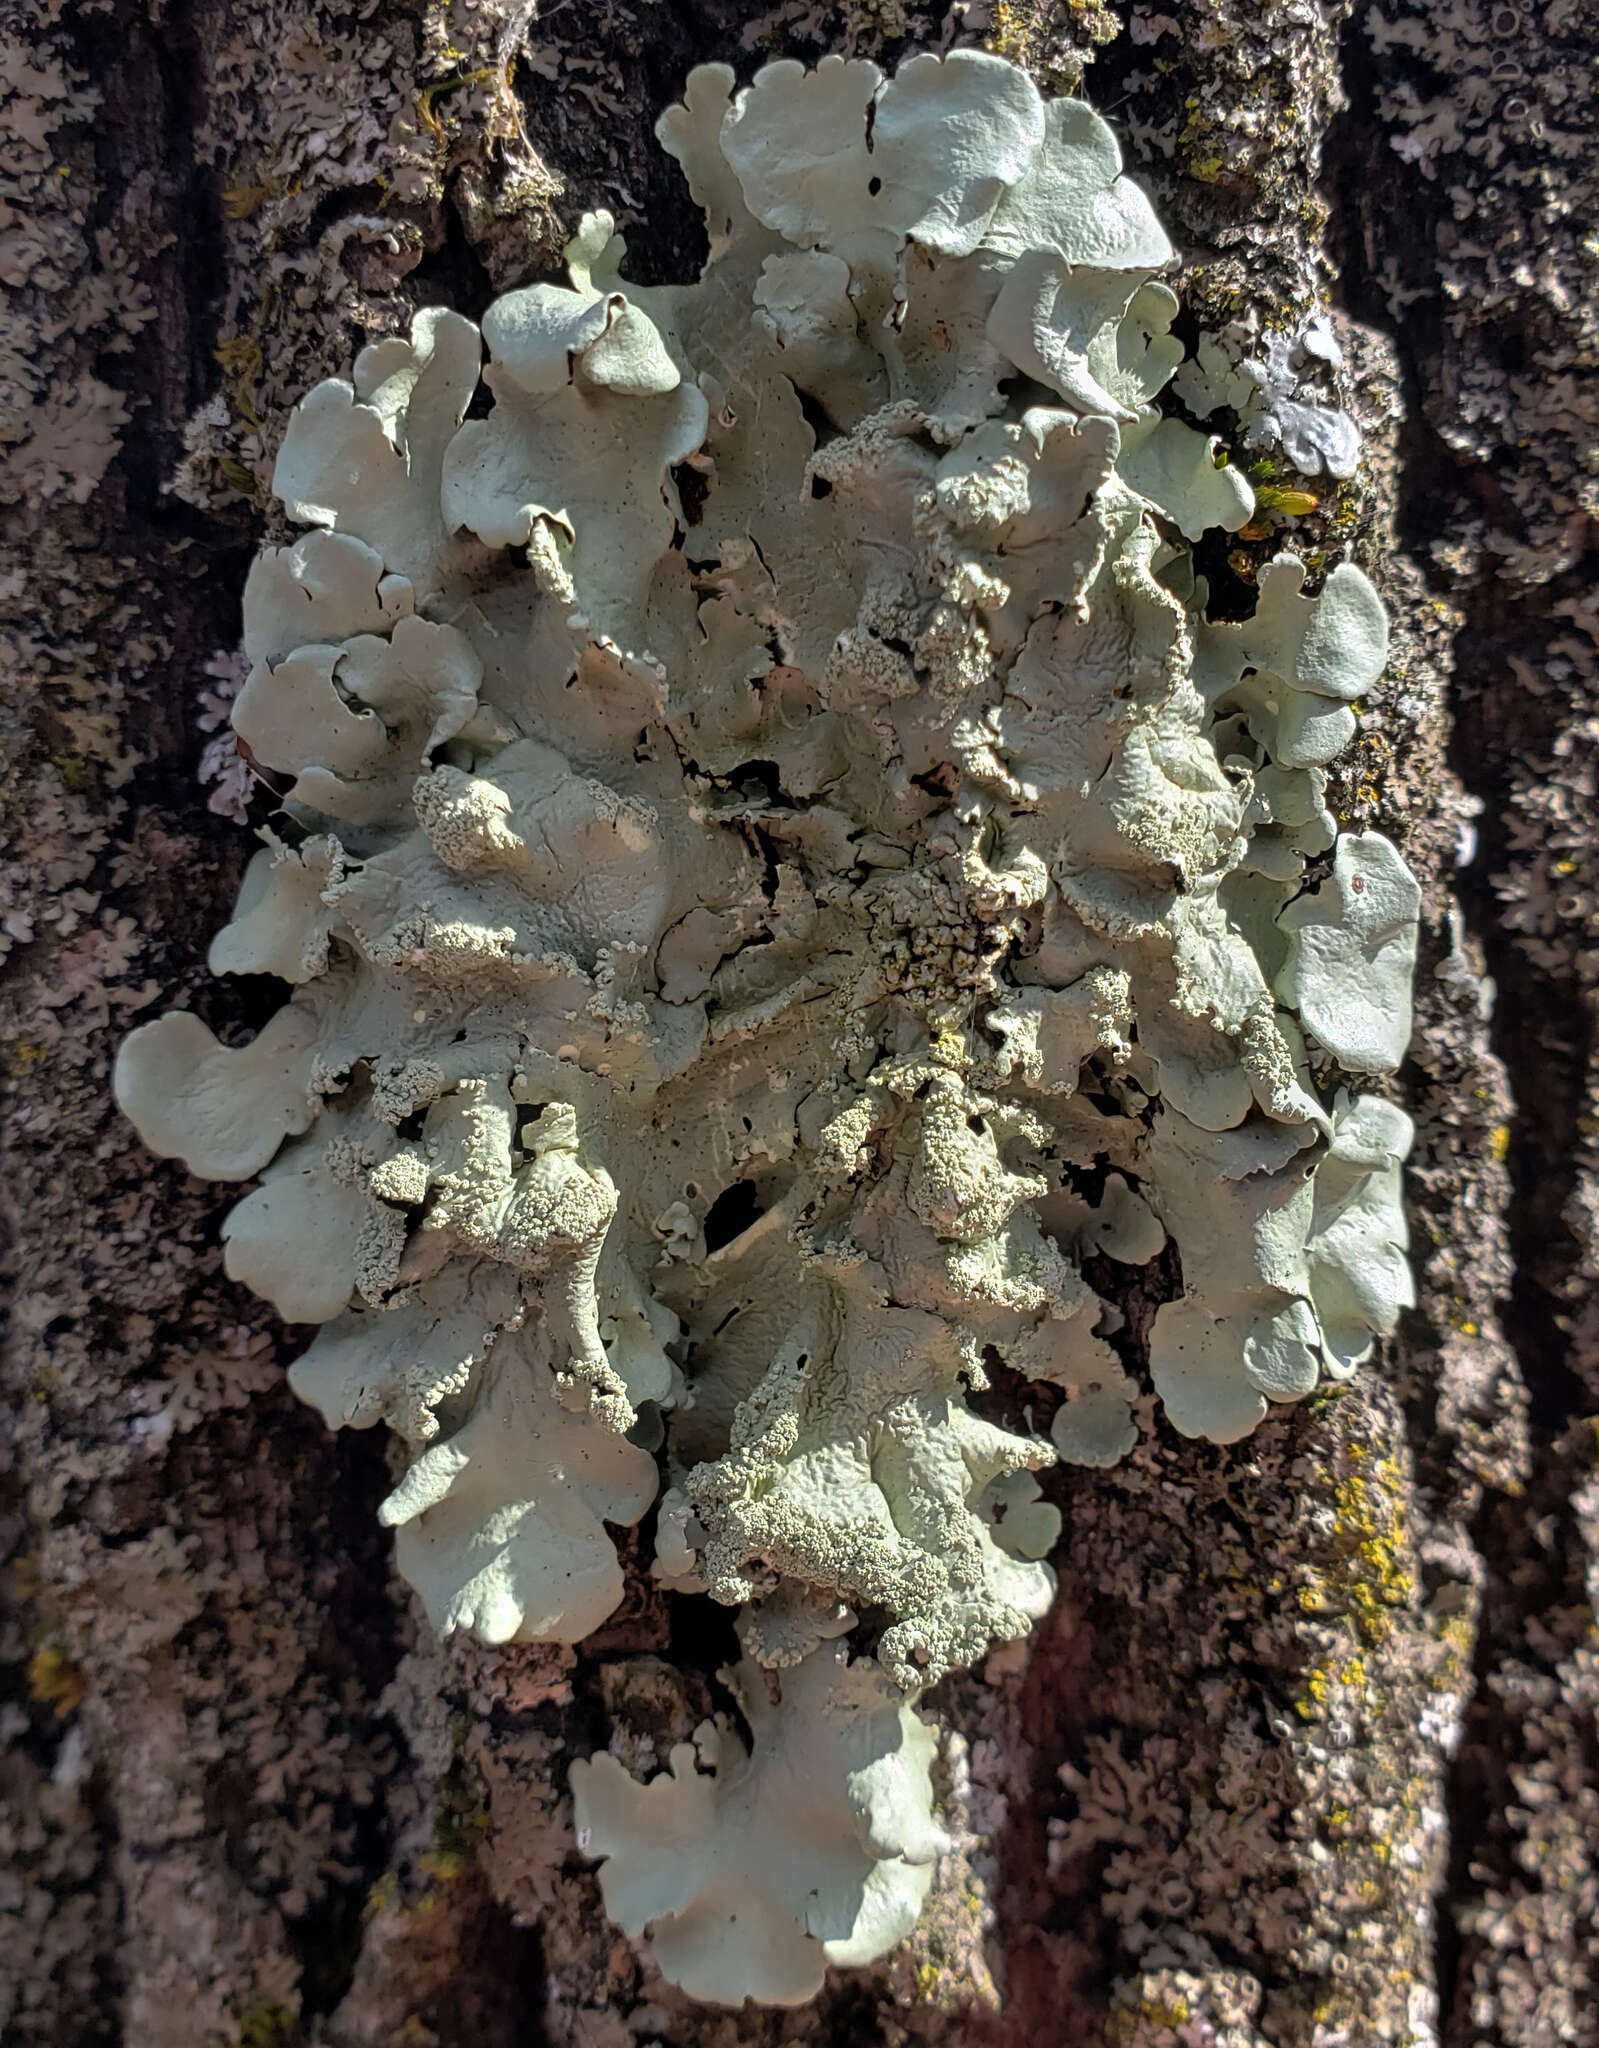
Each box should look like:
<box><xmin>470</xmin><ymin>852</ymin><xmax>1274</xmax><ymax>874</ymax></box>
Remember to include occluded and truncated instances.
<box><xmin>114</xmin><ymin>48</ymin><xmax>1420</xmax><ymax>2007</ymax></box>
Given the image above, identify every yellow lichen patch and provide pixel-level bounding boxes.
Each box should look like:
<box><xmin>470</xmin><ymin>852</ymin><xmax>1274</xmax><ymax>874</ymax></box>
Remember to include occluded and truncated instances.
<box><xmin>897</xmin><ymin>1864</ymin><xmax>999</xmax><ymax>2014</ymax></box>
<box><xmin>985</xmin><ymin>0</ymin><xmax>1118</xmax><ymax>92</ymax></box>
<box><xmin>221</xmin><ymin>175</ymin><xmax>294</xmax><ymax>221</ymax></box>
<box><xmin>217</xmin><ymin>455</ymin><xmax>262</xmax><ymax>500</ymax></box>
<box><xmin>1290</xmin><ymin>1432</ymin><xmax>1418</xmax><ymax>1727</ymax></box>
<box><xmin>233</xmin><ymin>2002</ymin><xmax>294</xmax><ymax>2048</ymax></box>
<box><xmin>3</xmin><ymin>1040</ymin><xmax>47</xmax><ymax>1077</ymax></box>
<box><xmin>1342</xmin><ymin>1472</ymin><xmax>1415</xmax><ymax>1641</ymax></box>
<box><xmin>214</xmin><ymin>333</ymin><xmax>265</xmax><ymax>435</ymax></box>
<box><xmin>427</xmin><ymin>1747</ymin><xmax>490</xmax><ymax>1880</ymax></box>
<box><xmin>415</xmin><ymin>63</ymin><xmax>527</xmax><ymax>159</ymax></box>
<box><xmin>1107</xmin><ymin>1993</ymin><xmax>1193</xmax><ymax>2042</ymax></box>
<box><xmin>27</xmin><ymin>1643</ymin><xmax>86</xmax><ymax>1717</ymax></box>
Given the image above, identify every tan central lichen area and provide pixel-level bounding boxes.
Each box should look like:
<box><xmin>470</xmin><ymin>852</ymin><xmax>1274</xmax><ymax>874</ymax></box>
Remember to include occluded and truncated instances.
<box><xmin>113</xmin><ymin>49</ymin><xmax>1421</xmax><ymax>2007</ymax></box>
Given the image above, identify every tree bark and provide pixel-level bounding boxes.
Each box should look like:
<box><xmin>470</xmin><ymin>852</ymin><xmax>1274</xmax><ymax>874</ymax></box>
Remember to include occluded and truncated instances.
<box><xmin>1</xmin><ymin>1</ymin><xmax>1593</xmax><ymax>2043</ymax></box>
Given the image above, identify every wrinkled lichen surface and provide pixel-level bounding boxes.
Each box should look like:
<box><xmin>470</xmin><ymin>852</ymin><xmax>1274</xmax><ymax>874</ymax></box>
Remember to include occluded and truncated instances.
<box><xmin>113</xmin><ymin>47</ymin><xmax>1422</xmax><ymax>2007</ymax></box>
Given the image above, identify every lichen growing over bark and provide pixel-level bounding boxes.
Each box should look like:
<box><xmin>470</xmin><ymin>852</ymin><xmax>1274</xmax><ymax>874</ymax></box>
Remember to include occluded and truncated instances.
<box><xmin>114</xmin><ymin>45</ymin><xmax>1426</xmax><ymax>2005</ymax></box>
<box><xmin>0</xmin><ymin>0</ymin><xmax>1587</xmax><ymax>2042</ymax></box>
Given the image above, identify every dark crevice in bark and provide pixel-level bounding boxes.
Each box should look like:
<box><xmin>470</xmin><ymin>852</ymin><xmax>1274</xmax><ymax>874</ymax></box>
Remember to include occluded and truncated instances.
<box><xmin>0</xmin><ymin>1475</ymin><xmax>121</xmax><ymax>2044</ymax></box>
<box><xmin>1328</xmin><ymin>22</ymin><xmax>1595</xmax><ymax>1430</ymax></box>
<box><xmin>24</xmin><ymin>7</ymin><xmax>423</xmax><ymax>2037</ymax></box>
<box><xmin>1447</xmin><ymin>629</ymin><xmax>1593</xmax><ymax>1433</ymax></box>
<box><xmin>1329</xmin><ymin>11</ymin><xmax>1591</xmax><ymax>1432</ymax></box>
<box><xmin>415</xmin><ymin>182</ymin><xmax>502</xmax><ymax>324</ymax></box>
<box><xmin>514</xmin><ymin>7</ymin><xmax>715</xmax><ymax>288</ymax></box>
<box><xmin>166</xmin><ymin>1399</ymin><xmax>410</xmax><ymax>2030</ymax></box>
<box><xmin>281</xmin><ymin>1421</ymin><xmax>413</xmax><ymax>2025</ymax></box>
<box><xmin>1324</xmin><ymin>45</ymin><xmax>1490</xmax><ymax>2031</ymax></box>
<box><xmin>1432</xmin><ymin>1446</ymin><xmax>1599</xmax><ymax>2047</ymax></box>
<box><xmin>61</xmin><ymin>0</ymin><xmax>255</xmax><ymax>825</ymax></box>
<box><xmin>519</xmin><ymin>0</ymin><xmax>929</xmax><ymax>295</ymax></box>
<box><xmin>72</xmin><ymin>0</ymin><xmax>234</xmax><ymax>522</ymax></box>
<box><xmin>986</xmin><ymin>1413</ymin><xmax>1373</xmax><ymax>2043</ymax></box>
<box><xmin>403</xmin><ymin>1876</ymin><xmax>551</xmax><ymax>2048</ymax></box>
<box><xmin>1330</xmin><ymin>15</ymin><xmax>1596</xmax><ymax>2047</ymax></box>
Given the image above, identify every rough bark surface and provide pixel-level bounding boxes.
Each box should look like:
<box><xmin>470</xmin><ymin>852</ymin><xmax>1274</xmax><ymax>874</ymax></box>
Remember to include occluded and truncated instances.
<box><xmin>0</xmin><ymin>1</ymin><xmax>1592</xmax><ymax>2044</ymax></box>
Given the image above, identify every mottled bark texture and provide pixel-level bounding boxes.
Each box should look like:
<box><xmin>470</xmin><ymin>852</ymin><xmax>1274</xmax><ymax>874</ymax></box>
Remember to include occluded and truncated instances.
<box><xmin>0</xmin><ymin>0</ymin><xmax>1593</xmax><ymax>2042</ymax></box>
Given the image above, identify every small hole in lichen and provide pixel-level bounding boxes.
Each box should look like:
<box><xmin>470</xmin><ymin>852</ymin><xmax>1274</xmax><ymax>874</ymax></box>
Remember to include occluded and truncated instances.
<box><xmin>704</xmin><ymin>1179</ymin><xmax>763</xmax><ymax>1252</ymax></box>
<box><xmin>726</xmin><ymin>759</ymin><xmax>783</xmax><ymax>803</ymax></box>
<box><xmin>626</xmin><ymin>1401</ymin><xmax>666</xmax><ymax>1452</ymax></box>
<box><xmin>967</xmin><ymin>1114</ymin><xmax>987</xmax><ymax>1134</ymax></box>
<box><xmin>867</xmin><ymin>174</ymin><xmax>882</xmax><ymax>196</ymax></box>
<box><xmin>672</xmin><ymin>460</ymin><xmax>710</xmax><ymax>529</ymax></box>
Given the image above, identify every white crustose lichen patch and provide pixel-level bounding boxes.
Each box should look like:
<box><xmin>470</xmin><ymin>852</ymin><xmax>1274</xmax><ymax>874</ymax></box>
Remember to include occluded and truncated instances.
<box><xmin>114</xmin><ymin>48</ymin><xmax>1420</xmax><ymax>2008</ymax></box>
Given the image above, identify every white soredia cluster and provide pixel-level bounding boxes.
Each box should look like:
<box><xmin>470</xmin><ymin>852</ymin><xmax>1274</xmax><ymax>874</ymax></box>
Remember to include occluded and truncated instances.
<box><xmin>116</xmin><ymin>51</ymin><xmax>1419</xmax><ymax>2007</ymax></box>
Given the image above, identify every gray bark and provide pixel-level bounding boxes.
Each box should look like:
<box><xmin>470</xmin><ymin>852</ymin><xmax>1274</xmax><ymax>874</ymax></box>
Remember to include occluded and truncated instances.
<box><xmin>1</xmin><ymin>0</ymin><xmax>1593</xmax><ymax>2043</ymax></box>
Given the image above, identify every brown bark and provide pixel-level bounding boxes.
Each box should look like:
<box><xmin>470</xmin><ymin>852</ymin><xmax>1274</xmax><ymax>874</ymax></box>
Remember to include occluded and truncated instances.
<box><xmin>1</xmin><ymin>1</ymin><xmax>1593</xmax><ymax>2043</ymax></box>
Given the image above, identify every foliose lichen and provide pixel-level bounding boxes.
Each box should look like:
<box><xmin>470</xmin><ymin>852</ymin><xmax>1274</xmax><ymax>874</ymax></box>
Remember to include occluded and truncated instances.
<box><xmin>114</xmin><ymin>48</ymin><xmax>1420</xmax><ymax>2007</ymax></box>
